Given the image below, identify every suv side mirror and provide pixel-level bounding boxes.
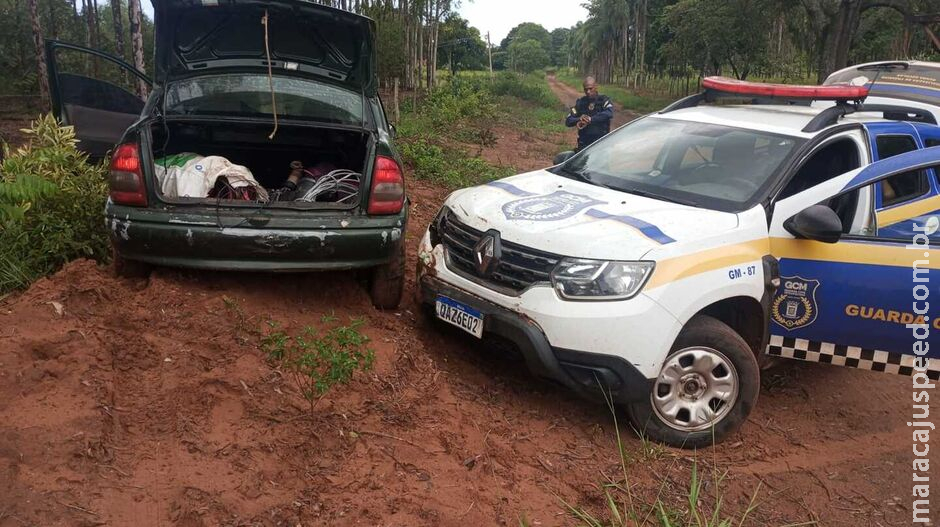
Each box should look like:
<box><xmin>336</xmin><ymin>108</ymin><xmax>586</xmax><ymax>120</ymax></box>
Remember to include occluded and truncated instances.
<box><xmin>554</xmin><ymin>150</ymin><xmax>576</xmax><ymax>165</ymax></box>
<box><xmin>389</xmin><ymin>124</ymin><xmax>397</xmax><ymax>138</ymax></box>
<box><xmin>785</xmin><ymin>204</ymin><xmax>843</xmax><ymax>244</ymax></box>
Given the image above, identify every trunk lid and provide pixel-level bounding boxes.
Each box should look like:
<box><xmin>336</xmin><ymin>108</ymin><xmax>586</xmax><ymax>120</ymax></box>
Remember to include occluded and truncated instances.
<box><xmin>448</xmin><ymin>171</ymin><xmax>739</xmax><ymax>261</ymax></box>
<box><xmin>153</xmin><ymin>0</ymin><xmax>377</xmax><ymax>95</ymax></box>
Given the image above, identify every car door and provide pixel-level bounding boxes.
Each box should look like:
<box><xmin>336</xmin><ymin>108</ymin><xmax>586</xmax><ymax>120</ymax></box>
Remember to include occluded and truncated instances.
<box><xmin>867</xmin><ymin>123</ymin><xmax>940</xmax><ymax>241</ymax></box>
<box><xmin>768</xmin><ymin>146</ymin><xmax>940</xmax><ymax>379</ymax></box>
<box><xmin>45</xmin><ymin>40</ymin><xmax>151</xmax><ymax>160</ymax></box>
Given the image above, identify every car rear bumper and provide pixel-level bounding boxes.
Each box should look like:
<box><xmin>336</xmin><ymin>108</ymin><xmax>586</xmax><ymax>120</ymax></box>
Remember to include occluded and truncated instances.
<box><xmin>107</xmin><ymin>205</ymin><xmax>406</xmax><ymax>271</ymax></box>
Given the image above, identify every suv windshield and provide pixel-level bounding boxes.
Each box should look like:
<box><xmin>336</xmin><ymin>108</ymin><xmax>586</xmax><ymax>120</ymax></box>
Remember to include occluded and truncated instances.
<box><xmin>165</xmin><ymin>74</ymin><xmax>364</xmax><ymax>126</ymax></box>
<box><xmin>558</xmin><ymin>117</ymin><xmax>804</xmax><ymax>211</ymax></box>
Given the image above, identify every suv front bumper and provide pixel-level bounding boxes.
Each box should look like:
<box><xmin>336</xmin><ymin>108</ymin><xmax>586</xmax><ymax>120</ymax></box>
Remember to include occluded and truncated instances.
<box><xmin>417</xmin><ymin>232</ymin><xmax>683</xmax><ymax>403</ymax></box>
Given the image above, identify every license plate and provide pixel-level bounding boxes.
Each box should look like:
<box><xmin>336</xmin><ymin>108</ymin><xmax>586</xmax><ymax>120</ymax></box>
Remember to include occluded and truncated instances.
<box><xmin>435</xmin><ymin>296</ymin><xmax>484</xmax><ymax>338</ymax></box>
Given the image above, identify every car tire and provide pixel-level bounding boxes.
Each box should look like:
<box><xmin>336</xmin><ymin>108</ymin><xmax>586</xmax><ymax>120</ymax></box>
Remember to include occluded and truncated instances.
<box><xmin>113</xmin><ymin>248</ymin><xmax>151</xmax><ymax>279</ymax></box>
<box><xmin>628</xmin><ymin>315</ymin><xmax>759</xmax><ymax>449</ymax></box>
<box><xmin>369</xmin><ymin>241</ymin><xmax>405</xmax><ymax>310</ymax></box>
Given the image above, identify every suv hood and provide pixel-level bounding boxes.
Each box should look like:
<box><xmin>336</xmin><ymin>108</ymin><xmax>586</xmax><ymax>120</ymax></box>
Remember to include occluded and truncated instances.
<box><xmin>446</xmin><ymin>170</ymin><xmax>739</xmax><ymax>261</ymax></box>
<box><xmin>153</xmin><ymin>0</ymin><xmax>376</xmax><ymax>94</ymax></box>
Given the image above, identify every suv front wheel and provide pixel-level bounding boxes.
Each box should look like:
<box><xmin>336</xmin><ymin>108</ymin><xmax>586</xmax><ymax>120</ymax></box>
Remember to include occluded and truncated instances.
<box><xmin>628</xmin><ymin>315</ymin><xmax>759</xmax><ymax>448</ymax></box>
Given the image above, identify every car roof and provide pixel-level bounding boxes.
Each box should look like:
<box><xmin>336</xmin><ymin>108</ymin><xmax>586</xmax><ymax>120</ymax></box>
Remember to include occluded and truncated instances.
<box><xmin>654</xmin><ymin>104</ymin><xmax>904</xmax><ymax>138</ymax></box>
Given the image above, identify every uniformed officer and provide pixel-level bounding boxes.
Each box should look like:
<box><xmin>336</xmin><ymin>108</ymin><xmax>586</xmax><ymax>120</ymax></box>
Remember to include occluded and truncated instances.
<box><xmin>565</xmin><ymin>76</ymin><xmax>614</xmax><ymax>151</ymax></box>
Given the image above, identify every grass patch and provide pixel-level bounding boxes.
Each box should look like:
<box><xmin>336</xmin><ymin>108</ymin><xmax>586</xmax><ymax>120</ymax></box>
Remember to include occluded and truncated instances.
<box><xmin>397</xmin><ymin>71</ymin><xmax>559</xmax><ymax>188</ymax></box>
<box><xmin>399</xmin><ymin>139</ymin><xmax>513</xmax><ymax>188</ymax></box>
<box><xmin>562</xmin><ymin>390</ymin><xmax>762</xmax><ymax>526</ymax></box>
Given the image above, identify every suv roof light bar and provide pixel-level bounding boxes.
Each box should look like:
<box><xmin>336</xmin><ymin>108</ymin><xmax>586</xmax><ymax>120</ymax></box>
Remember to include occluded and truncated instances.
<box><xmin>659</xmin><ymin>77</ymin><xmax>935</xmax><ymax>131</ymax></box>
<box><xmin>702</xmin><ymin>77</ymin><xmax>870</xmax><ymax>100</ymax></box>
<box><xmin>659</xmin><ymin>77</ymin><xmax>870</xmax><ymax>114</ymax></box>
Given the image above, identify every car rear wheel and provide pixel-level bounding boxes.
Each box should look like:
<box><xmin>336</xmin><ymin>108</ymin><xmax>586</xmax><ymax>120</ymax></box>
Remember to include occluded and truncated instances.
<box><xmin>369</xmin><ymin>241</ymin><xmax>405</xmax><ymax>309</ymax></box>
<box><xmin>112</xmin><ymin>248</ymin><xmax>152</xmax><ymax>279</ymax></box>
<box><xmin>628</xmin><ymin>315</ymin><xmax>759</xmax><ymax>449</ymax></box>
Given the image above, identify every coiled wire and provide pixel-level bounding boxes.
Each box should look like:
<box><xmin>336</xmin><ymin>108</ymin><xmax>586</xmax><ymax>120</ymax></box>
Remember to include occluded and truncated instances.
<box><xmin>295</xmin><ymin>169</ymin><xmax>361</xmax><ymax>203</ymax></box>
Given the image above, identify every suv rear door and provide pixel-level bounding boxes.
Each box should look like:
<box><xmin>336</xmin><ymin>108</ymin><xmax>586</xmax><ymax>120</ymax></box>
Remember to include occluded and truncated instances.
<box><xmin>45</xmin><ymin>40</ymin><xmax>151</xmax><ymax>160</ymax></box>
<box><xmin>768</xmin><ymin>146</ymin><xmax>940</xmax><ymax>379</ymax></box>
<box><xmin>866</xmin><ymin>122</ymin><xmax>940</xmax><ymax>240</ymax></box>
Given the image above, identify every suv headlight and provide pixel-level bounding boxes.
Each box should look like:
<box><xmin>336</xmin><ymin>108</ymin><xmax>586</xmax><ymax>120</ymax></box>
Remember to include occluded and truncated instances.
<box><xmin>550</xmin><ymin>259</ymin><xmax>655</xmax><ymax>301</ymax></box>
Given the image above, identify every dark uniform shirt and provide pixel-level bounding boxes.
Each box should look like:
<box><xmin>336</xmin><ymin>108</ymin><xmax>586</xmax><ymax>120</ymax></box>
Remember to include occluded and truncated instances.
<box><xmin>565</xmin><ymin>94</ymin><xmax>614</xmax><ymax>150</ymax></box>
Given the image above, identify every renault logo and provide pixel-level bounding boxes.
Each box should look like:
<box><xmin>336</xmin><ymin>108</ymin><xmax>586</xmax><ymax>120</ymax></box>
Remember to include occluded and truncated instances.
<box><xmin>473</xmin><ymin>230</ymin><xmax>502</xmax><ymax>277</ymax></box>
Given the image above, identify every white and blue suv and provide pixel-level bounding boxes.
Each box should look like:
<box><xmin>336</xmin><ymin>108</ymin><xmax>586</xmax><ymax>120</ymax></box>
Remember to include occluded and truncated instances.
<box><xmin>418</xmin><ymin>64</ymin><xmax>940</xmax><ymax>448</ymax></box>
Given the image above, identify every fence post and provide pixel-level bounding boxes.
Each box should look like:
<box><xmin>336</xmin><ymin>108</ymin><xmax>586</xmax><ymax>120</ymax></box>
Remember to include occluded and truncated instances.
<box><xmin>393</xmin><ymin>77</ymin><xmax>400</xmax><ymax>124</ymax></box>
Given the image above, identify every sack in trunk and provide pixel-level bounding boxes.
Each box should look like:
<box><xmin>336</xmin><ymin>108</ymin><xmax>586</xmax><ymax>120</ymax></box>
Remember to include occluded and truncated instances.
<box><xmin>155</xmin><ymin>154</ymin><xmax>268</xmax><ymax>201</ymax></box>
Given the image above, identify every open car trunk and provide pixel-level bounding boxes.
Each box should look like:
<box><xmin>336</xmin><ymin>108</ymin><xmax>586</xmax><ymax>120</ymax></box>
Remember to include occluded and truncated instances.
<box><xmin>150</xmin><ymin>119</ymin><xmax>372</xmax><ymax>209</ymax></box>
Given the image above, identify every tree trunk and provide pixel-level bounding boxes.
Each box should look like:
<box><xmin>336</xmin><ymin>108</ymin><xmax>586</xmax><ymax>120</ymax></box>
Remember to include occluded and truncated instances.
<box><xmin>28</xmin><ymin>0</ymin><xmax>50</xmax><ymax>109</ymax></box>
<box><xmin>112</xmin><ymin>0</ymin><xmax>126</xmax><ymax>62</ymax></box>
<box><xmin>47</xmin><ymin>0</ymin><xmax>58</xmax><ymax>39</ymax></box>
<box><xmin>128</xmin><ymin>0</ymin><xmax>148</xmax><ymax>98</ymax></box>
<box><xmin>634</xmin><ymin>0</ymin><xmax>647</xmax><ymax>73</ymax></box>
<box><xmin>812</xmin><ymin>0</ymin><xmax>865</xmax><ymax>83</ymax></box>
<box><xmin>92</xmin><ymin>0</ymin><xmax>101</xmax><ymax>51</ymax></box>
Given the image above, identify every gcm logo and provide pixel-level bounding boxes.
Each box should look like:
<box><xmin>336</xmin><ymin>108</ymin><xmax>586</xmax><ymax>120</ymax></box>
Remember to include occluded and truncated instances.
<box><xmin>785</xmin><ymin>281</ymin><xmax>808</xmax><ymax>291</ymax></box>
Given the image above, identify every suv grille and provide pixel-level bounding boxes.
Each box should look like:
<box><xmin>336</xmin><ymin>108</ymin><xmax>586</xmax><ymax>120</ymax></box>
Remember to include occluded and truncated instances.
<box><xmin>437</xmin><ymin>210</ymin><xmax>562</xmax><ymax>293</ymax></box>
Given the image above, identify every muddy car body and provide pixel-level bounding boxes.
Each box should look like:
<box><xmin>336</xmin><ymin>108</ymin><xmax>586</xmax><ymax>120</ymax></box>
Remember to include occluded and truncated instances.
<box><xmin>46</xmin><ymin>0</ymin><xmax>407</xmax><ymax>308</ymax></box>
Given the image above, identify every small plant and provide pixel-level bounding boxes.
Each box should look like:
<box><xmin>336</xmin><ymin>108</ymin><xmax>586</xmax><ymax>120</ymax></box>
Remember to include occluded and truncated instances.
<box><xmin>261</xmin><ymin>319</ymin><xmax>375</xmax><ymax>410</ymax></box>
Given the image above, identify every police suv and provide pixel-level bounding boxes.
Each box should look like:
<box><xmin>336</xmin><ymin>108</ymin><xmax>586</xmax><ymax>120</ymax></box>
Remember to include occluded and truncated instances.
<box><xmin>417</xmin><ymin>63</ymin><xmax>940</xmax><ymax>447</ymax></box>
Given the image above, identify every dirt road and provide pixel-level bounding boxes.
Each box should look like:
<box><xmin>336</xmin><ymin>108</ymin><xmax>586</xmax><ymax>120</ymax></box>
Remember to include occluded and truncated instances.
<box><xmin>0</xmin><ymin>85</ymin><xmax>935</xmax><ymax>526</ymax></box>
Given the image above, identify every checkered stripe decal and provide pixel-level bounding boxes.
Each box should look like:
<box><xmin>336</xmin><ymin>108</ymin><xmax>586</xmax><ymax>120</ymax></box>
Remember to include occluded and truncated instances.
<box><xmin>767</xmin><ymin>335</ymin><xmax>940</xmax><ymax>380</ymax></box>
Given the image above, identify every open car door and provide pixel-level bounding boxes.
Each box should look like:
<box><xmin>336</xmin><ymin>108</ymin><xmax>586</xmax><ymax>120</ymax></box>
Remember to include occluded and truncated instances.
<box><xmin>768</xmin><ymin>146</ymin><xmax>940</xmax><ymax>380</ymax></box>
<box><xmin>45</xmin><ymin>40</ymin><xmax>152</xmax><ymax>160</ymax></box>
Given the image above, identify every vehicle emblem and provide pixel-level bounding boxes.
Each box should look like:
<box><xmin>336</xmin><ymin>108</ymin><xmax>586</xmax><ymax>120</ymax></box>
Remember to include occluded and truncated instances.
<box><xmin>502</xmin><ymin>191</ymin><xmax>606</xmax><ymax>222</ymax></box>
<box><xmin>474</xmin><ymin>230</ymin><xmax>502</xmax><ymax>277</ymax></box>
<box><xmin>772</xmin><ymin>276</ymin><xmax>821</xmax><ymax>330</ymax></box>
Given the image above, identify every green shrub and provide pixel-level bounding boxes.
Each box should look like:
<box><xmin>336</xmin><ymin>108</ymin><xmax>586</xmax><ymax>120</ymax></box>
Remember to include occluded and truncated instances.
<box><xmin>0</xmin><ymin>115</ymin><xmax>109</xmax><ymax>294</ymax></box>
<box><xmin>490</xmin><ymin>72</ymin><xmax>558</xmax><ymax>107</ymax></box>
<box><xmin>261</xmin><ymin>318</ymin><xmax>375</xmax><ymax>410</ymax></box>
<box><xmin>420</xmin><ymin>75</ymin><xmax>498</xmax><ymax>129</ymax></box>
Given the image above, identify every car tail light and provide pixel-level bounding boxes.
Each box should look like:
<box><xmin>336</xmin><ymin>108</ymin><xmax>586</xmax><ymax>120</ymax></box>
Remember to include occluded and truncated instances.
<box><xmin>367</xmin><ymin>155</ymin><xmax>404</xmax><ymax>215</ymax></box>
<box><xmin>109</xmin><ymin>143</ymin><xmax>147</xmax><ymax>207</ymax></box>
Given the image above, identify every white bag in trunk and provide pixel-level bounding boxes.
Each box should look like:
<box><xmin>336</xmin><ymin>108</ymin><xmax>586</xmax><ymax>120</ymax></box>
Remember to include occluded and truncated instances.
<box><xmin>155</xmin><ymin>153</ymin><xmax>269</xmax><ymax>201</ymax></box>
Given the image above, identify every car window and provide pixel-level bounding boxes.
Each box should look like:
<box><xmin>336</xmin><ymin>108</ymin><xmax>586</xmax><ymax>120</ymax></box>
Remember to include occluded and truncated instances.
<box><xmin>165</xmin><ymin>74</ymin><xmax>364</xmax><ymax>125</ymax></box>
<box><xmin>875</xmin><ymin>135</ymin><xmax>929</xmax><ymax>207</ymax></box>
<box><xmin>837</xmin><ymin>165</ymin><xmax>940</xmax><ymax>240</ymax></box>
<box><xmin>882</xmin><ymin>170</ymin><xmax>930</xmax><ymax>207</ymax></box>
<box><xmin>779</xmin><ymin>138</ymin><xmax>861</xmax><ymax>199</ymax></box>
<box><xmin>877</xmin><ymin>134</ymin><xmax>917</xmax><ymax>158</ymax></box>
<box><xmin>558</xmin><ymin>117</ymin><xmax>803</xmax><ymax>212</ymax></box>
<box><xmin>926</xmin><ymin>138</ymin><xmax>940</xmax><ymax>148</ymax></box>
<box><xmin>371</xmin><ymin>99</ymin><xmax>388</xmax><ymax>130</ymax></box>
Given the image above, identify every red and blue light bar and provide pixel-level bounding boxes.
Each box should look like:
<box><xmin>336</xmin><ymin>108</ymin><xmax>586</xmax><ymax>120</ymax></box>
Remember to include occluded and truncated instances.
<box><xmin>703</xmin><ymin>76</ymin><xmax>870</xmax><ymax>101</ymax></box>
